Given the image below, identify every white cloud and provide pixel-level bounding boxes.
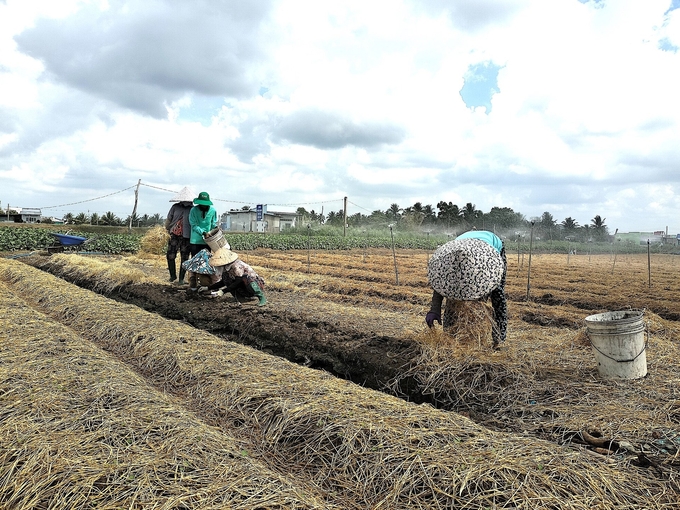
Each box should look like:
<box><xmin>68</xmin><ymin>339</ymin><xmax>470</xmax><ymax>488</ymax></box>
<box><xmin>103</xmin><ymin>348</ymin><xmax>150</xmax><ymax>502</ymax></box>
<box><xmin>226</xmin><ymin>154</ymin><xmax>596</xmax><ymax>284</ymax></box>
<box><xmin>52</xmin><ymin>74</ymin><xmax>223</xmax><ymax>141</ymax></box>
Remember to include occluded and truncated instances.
<box><xmin>0</xmin><ymin>0</ymin><xmax>679</xmax><ymax>232</ymax></box>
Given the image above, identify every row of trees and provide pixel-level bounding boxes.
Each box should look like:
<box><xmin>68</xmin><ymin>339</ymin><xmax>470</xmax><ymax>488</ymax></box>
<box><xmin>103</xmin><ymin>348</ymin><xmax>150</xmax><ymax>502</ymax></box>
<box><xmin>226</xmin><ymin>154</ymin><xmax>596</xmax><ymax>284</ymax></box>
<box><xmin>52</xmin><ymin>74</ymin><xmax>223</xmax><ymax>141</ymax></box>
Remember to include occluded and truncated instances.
<box><xmin>3</xmin><ymin>199</ymin><xmax>611</xmax><ymax>241</ymax></box>
<box><xmin>296</xmin><ymin>202</ymin><xmax>612</xmax><ymax>241</ymax></box>
<box><xmin>57</xmin><ymin>212</ymin><xmax>164</xmax><ymax>227</ymax></box>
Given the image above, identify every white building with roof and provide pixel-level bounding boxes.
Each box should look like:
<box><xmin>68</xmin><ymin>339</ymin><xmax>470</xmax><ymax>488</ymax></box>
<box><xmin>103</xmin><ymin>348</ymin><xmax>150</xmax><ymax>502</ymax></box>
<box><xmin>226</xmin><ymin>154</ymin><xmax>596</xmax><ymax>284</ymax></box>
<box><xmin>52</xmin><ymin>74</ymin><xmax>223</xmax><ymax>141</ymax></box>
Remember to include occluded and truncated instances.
<box><xmin>220</xmin><ymin>206</ymin><xmax>300</xmax><ymax>233</ymax></box>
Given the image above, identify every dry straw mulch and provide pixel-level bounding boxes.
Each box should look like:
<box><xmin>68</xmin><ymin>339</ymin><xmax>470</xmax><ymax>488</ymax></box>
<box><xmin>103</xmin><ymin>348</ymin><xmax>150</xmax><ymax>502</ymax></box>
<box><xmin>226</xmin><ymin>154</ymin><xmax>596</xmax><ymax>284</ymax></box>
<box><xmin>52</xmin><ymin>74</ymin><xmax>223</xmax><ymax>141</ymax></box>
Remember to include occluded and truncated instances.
<box><xmin>139</xmin><ymin>224</ymin><xmax>170</xmax><ymax>255</ymax></box>
<box><xmin>20</xmin><ymin>253</ymin><xmax>680</xmax><ymax>459</ymax></box>
<box><xmin>1</xmin><ymin>258</ymin><xmax>678</xmax><ymax>509</ymax></box>
<box><xmin>396</xmin><ymin>303</ymin><xmax>680</xmax><ymax>468</ymax></box>
<box><xmin>0</xmin><ymin>283</ymin><xmax>326</xmax><ymax>509</ymax></box>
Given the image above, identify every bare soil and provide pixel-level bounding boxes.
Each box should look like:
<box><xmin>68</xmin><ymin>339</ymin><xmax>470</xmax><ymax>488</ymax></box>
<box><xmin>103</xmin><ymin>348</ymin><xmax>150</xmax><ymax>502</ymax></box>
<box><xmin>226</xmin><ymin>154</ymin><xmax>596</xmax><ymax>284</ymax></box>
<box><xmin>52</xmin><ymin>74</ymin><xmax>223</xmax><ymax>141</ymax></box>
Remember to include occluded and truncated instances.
<box><xmin>121</xmin><ymin>282</ymin><xmax>422</xmax><ymax>396</ymax></box>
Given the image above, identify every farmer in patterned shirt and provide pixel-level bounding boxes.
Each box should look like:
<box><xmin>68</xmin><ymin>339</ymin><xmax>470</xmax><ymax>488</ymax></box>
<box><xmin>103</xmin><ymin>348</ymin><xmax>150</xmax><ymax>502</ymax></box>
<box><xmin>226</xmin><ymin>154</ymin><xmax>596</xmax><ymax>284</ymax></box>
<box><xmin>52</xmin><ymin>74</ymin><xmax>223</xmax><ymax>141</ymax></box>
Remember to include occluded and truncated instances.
<box><xmin>425</xmin><ymin>230</ymin><xmax>507</xmax><ymax>349</ymax></box>
<box><xmin>207</xmin><ymin>247</ymin><xmax>267</xmax><ymax>306</ymax></box>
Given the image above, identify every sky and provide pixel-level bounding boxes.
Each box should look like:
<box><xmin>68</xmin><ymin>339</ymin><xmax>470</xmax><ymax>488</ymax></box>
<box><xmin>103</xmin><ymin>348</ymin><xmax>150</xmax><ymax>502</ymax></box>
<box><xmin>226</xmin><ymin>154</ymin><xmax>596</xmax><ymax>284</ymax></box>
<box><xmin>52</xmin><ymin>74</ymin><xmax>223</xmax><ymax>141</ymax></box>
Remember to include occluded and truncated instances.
<box><xmin>1</xmin><ymin>0</ymin><xmax>679</xmax><ymax>233</ymax></box>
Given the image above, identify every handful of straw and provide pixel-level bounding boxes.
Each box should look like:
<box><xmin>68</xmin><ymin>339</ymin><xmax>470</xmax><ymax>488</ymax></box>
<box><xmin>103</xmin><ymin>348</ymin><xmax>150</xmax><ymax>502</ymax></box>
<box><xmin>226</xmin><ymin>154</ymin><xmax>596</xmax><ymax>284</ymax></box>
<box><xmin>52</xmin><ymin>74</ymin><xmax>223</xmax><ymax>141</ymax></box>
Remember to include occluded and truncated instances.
<box><xmin>418</xmin><ymin>300</ymin><xmax>494</xmax><ymax>351</ymax></box>
<box><xmin>139</xmin><ymin>225</ymin><xmax>169</xmax><ymax>255</ymax></box>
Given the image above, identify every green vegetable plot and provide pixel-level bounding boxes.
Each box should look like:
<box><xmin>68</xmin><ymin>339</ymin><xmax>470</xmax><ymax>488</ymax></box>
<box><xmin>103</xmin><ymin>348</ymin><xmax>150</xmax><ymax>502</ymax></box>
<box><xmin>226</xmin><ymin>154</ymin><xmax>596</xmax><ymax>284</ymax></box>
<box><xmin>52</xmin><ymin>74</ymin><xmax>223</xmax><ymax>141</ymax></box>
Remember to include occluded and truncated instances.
<box><xmin>0</xmin><ymin>227</ymin><xmax>141</xmax><ymax>254</ymax></box>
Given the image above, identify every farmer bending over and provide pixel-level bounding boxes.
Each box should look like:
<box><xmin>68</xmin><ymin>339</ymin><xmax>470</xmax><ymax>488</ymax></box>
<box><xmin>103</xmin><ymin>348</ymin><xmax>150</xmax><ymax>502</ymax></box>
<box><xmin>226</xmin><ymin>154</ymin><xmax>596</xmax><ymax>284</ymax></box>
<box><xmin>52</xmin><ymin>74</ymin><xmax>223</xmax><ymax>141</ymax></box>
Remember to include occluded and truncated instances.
<box><xmin>425</xmin><ymin>230</ymin><xmax>507</xmax><ymax>349</ymax></box>
<box><xmin>207</xmin><ymin>247</ymin><xmax>267</xmax><ymax>306</ymax></box>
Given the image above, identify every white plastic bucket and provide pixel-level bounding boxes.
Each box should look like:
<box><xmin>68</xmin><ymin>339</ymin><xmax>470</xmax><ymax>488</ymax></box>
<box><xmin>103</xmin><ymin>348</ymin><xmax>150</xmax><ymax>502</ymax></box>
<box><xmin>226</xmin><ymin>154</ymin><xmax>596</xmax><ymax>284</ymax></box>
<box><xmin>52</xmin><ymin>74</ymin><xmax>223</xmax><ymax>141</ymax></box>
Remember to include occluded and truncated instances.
<box><xmin>203</xmin><ymin>228</ymin><xmax>228</xmax><ymax>252</ymax></box>
<box><xmin>584</xmin><ymin>310</ymin><xmax>647</xmax><ymax>379</ymax></box>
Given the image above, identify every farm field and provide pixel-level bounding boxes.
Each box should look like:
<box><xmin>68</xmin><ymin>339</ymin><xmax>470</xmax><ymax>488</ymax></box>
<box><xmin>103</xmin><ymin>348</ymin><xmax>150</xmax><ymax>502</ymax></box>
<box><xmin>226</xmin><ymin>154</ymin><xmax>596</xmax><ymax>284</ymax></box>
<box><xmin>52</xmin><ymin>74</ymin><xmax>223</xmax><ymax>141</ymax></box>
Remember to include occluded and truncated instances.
<box><xmin>2</xmin><ymin>247</ymin><xmax>680</xmax><ymax>508</ymax></box>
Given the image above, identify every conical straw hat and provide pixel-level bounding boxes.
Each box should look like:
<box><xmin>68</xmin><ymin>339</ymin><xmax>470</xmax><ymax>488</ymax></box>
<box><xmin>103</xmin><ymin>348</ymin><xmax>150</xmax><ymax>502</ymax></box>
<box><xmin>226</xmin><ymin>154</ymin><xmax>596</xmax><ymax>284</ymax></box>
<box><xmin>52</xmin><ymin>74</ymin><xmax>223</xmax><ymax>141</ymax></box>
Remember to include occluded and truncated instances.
<box><xmin>209</xmin><ymin>247</ymin><xmax>239</xmax><ymax>267</ymax></box>
<box><xmin>169</xmin><ymin>186</ymin><xmax>195</xmax><ymax>202</ymax></box>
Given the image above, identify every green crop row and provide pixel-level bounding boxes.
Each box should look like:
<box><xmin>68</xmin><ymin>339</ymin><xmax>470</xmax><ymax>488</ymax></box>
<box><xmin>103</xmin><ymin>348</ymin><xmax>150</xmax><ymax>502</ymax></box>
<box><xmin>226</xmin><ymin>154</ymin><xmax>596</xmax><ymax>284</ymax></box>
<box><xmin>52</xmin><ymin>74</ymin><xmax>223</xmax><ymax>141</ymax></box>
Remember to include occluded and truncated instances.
<box><xmin>224</xmin><ymin>233</ymin><xmax>442</xmax><ymax>251</ymax></box>
<box><xmin>0</xmin><ymin>227</ymin><xmax>141</xmax><ymax>254</ymax></box>
<box><xmin>7</xmin><ymin>226</ymin><xmax>649</xmax><ymax>256</ymax></box>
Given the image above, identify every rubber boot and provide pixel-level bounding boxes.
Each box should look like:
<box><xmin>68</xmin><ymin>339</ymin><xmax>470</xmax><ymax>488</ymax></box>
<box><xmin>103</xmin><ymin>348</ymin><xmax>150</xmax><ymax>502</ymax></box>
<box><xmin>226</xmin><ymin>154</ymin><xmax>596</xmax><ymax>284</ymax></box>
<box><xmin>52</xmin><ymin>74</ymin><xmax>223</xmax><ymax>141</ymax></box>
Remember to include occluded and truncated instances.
<box><xmin>176</xmin><ymin>267</ymin><xmax>187</xmax><ymax>286</ymax></box>
<box><xmin>187</xmin><ymin>273</ymin><xmax>198</xmax><ymax>294</ymax></box>
<box><xmin>167</xmin><ymin>259</ymin><xmax>177</xmax><ymax>282</ymax></box>
<box><xmin>250</xmin><ymin>282</ymin><xmax>267</xmax><ymax>306</ymax></box>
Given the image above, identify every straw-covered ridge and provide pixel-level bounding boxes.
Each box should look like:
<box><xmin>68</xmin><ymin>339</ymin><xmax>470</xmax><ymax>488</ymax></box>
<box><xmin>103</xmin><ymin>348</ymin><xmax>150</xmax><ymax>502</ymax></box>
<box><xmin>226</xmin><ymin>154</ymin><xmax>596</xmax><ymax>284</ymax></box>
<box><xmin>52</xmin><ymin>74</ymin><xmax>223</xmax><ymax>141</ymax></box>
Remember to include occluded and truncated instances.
<box><xmin>1</xmin><ymin>258</ymin><xmax>678</xmax><ymax>509</ymax></box>
<box><xmin>16</xmin><ymin>252</ymin><xmax>680</xmax><ymax>453</ymax></box>
<box><xmin>32</xmin><ymin>252</ymin><xmax>160</xmax><ymax>292</ymax></box>
<box><xmin>0</xmin><ymin>282</ymin><xmax>329</xmax><ymax>509</ymax></box>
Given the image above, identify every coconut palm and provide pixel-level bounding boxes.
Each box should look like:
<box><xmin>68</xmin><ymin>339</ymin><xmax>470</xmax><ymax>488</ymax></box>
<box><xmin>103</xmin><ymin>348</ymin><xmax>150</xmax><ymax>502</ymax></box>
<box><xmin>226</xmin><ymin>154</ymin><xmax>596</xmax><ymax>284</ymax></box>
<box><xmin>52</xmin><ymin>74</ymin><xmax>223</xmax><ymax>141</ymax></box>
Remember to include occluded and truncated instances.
<box><xmin>101</xmin><ymin>211</ymin><xmax>120</xmax><ymax>226</ymax></box>
<box><xmin>561</xmin><ymin>217</ymin><xmax>579</xmax><ymax>240</ymax></box>
<box><xmin>462</xmin><ymin>202</ymin><xmax>480</xmax><ymax>228</ymax></box>
<box><xmin>436</xmin><ymin>201</ymin><xmax>462</xmax><ymax>229</ymax></box>
<box><xmin>422</xmin><ymin>204</ymin><xmax>436</xmax><ymax>225</ymax></box>
<box><xmin>402</xmin><ymin>202</ymin><xmax>425</xmax><ymax>227</ymax></box>
<box><xmin>590</xmin><ymin>215</ymin><xmax>608</xmax><ymax>240</ymax></box>
<box><xmin>73</xmin><ymin>212</ymin><xmax>88</xmax><ymax>225</ymax></box>
<box><xmin>386</xmin><ymin>203</ymin><xmax>402</xmax><ymax>222</ymax></box>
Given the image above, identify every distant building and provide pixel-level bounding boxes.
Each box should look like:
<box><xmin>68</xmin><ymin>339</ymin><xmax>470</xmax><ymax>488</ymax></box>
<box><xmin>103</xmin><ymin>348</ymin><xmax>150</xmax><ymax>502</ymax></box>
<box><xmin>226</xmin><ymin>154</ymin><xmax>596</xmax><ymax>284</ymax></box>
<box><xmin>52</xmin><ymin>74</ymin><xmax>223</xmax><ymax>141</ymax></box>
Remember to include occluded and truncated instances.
<box><xmin>220</xmin><ymin>207</ymin><xmax>300</xmax><ymax>233</ymax></box>
<box><xmin>5</xmin><ymin>207</ymin><xmax>42</xmax><ymax>223</ymax></box>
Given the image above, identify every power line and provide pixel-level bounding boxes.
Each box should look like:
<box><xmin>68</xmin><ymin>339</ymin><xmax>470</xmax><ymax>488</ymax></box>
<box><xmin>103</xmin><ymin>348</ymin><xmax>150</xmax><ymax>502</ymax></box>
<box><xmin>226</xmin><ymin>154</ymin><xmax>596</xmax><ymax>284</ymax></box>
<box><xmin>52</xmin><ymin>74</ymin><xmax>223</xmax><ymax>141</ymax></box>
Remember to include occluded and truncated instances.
<box><xmin>140</xmin><ymin>181</ymin><xmax>346</xmax><ymax>208</ymax></box>
<box><xmin>347</xmin><ymin>200</ymin><xmax>375</xmax><ymax>213</ymax></box>
<box><xmin>40</xmin><ymin>185</ymin><xmax>137</xmax><ymax>209</ymax></box>
<box><xmin>139</xmin><ymin>182</ymin><xmax>179</xmax><ymax>194</ymax></box>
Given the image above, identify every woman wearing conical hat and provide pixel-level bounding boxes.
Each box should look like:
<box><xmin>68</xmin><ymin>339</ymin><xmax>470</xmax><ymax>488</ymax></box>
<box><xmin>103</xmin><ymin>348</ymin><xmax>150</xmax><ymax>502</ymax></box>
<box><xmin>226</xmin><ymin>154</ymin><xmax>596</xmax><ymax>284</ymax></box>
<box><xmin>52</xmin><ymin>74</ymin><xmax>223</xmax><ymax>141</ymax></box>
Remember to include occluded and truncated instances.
<box><xmin>207</xmin><ymin>247</ymin><xmax>267</xmax><ymax>306</ymax></box>
<box><xmin>425</xmin><ymin>230</ymin><xmax>507</xmax><ymax>349</ymax></box>
<box><xmin>164</xmin><ymin>186</ymin><xmax>194</xmax><ymax>285</ymax></box>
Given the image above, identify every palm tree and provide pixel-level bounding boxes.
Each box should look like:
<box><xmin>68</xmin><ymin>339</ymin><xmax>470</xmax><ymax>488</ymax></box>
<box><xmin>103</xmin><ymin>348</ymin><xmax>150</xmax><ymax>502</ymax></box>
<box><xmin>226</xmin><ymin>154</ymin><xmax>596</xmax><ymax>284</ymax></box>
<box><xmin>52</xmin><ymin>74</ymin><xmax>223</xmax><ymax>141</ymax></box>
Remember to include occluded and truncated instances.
<box><xmin>125</xmin><ymin>213</ymin><xmax>142</xmax><ymax>228</ymax></box>
<box><xmin>402</xmin><ymin>202</ymin><xmax>425</xmax><ymax>228</ymax></box>
<box><xmin>436</xmin><ymin>201</ymin><xmax>462</xmax><ymax>229</ymax></box>
<box><xmin>90</xmin><ymin>212</ymin><xmax>100</xmax><ymax>225</ymax></box>
<box><xmin>387</xmin><ymin>203</ymin><xmax>402</xmax><ymax>222</ymax></box>
<box><xmin>422</xmin><ymin>204</ymin><xmax>436</xmax><ymax>225</ymax></box>
<box><xmin>73</xmin><ymin>212</ymin><xmax>88</xmax><ymax>225</ymax></box>
<box><xmin>561</xmin><ymin>217</ymin><xmax>579</xmax><ymax>230</ymax></box>
<box><xmin>462</xmin><ymin>202</ymin><xmax>479</xmax><ymax>228</ymax></box>
<box><xmin>63</xmin><ymin>212</ymin><xmax>75</xmax><ymax>224</ymax></box>
<box><xmin>101</xmin><ymin>211</ymin><xmax>120</xmax><ymax>226</ymax></box>
<box><xmin>561</xmin><ymin>217</ymin><xmax>579</xmax><ymax>240</ymax></box>
<box><xmin>347</xmin><ymin>212</ymin><xmax>363</xmax><ymax>227</ymax></box>
<box><xmin>326</xmin><ymin>211</ymin><xmax>345</xmax><ymax>225</ymax></box>
<box><xmin>590</xmin><ymin>215</ymin><xmax>608</xmax><ymax>241</ymax></box>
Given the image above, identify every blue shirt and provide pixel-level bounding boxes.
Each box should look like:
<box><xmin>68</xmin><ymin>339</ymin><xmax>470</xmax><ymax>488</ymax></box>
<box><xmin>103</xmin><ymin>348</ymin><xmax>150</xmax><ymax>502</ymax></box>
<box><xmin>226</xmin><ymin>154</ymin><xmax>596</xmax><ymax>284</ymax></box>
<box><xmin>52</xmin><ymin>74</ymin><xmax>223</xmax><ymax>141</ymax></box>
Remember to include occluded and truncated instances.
<box><xmin>455</xmin><ymin>230</ymin><xmax>503</xmax><ymax>253</ymax></box>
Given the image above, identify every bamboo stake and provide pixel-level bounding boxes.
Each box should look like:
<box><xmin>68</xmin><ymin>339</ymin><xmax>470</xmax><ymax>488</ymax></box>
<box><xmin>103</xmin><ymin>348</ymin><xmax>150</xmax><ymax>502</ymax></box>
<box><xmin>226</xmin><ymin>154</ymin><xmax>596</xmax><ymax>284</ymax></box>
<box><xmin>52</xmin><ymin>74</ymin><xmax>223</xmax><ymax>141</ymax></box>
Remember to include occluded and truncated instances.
<box><xmin>389</xmin><ymin>225</ymin><xmax>399</xmax><ymax>285</ymax></box>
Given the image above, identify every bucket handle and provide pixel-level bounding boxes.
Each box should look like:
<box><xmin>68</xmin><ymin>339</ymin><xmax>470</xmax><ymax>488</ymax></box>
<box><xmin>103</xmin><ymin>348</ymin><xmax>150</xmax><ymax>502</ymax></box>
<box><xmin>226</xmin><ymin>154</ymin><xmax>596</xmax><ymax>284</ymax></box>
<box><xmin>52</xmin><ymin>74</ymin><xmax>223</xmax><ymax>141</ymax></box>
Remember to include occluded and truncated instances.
<box><xmin>588</xmin><ymin>323</ymin><xmax>648</xmax><ymax>363</ymax></box>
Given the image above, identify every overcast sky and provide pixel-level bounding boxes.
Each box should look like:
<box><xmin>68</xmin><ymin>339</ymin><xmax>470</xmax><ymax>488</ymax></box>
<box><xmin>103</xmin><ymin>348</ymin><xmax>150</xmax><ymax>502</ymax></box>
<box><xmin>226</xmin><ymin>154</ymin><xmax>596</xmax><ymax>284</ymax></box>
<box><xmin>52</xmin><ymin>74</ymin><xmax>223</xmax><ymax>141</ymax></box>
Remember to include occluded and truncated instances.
<box><xmin>1</xmin><ymin>0</ymin><xmax>679</xmax><ymax>233</ymax></box>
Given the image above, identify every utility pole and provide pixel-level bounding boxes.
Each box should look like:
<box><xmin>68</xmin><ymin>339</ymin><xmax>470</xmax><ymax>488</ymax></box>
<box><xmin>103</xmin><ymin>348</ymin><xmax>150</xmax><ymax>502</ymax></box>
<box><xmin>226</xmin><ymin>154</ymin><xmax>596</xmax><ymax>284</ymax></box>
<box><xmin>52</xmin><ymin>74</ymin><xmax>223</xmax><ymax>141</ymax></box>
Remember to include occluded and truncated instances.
<box><xmin>128</xmin><ymin>179</ymin><xmax>141</xmax><ymax>232</ymax></box>
<box><xmin>343</xmin><ymin>196</ymin><xmax>347</xmax><ymax>237</ymax></box>
<box><xmin>526</xmin><ymin>221</ymin><xmax>535</xmax><ymax>300</ymax></box>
